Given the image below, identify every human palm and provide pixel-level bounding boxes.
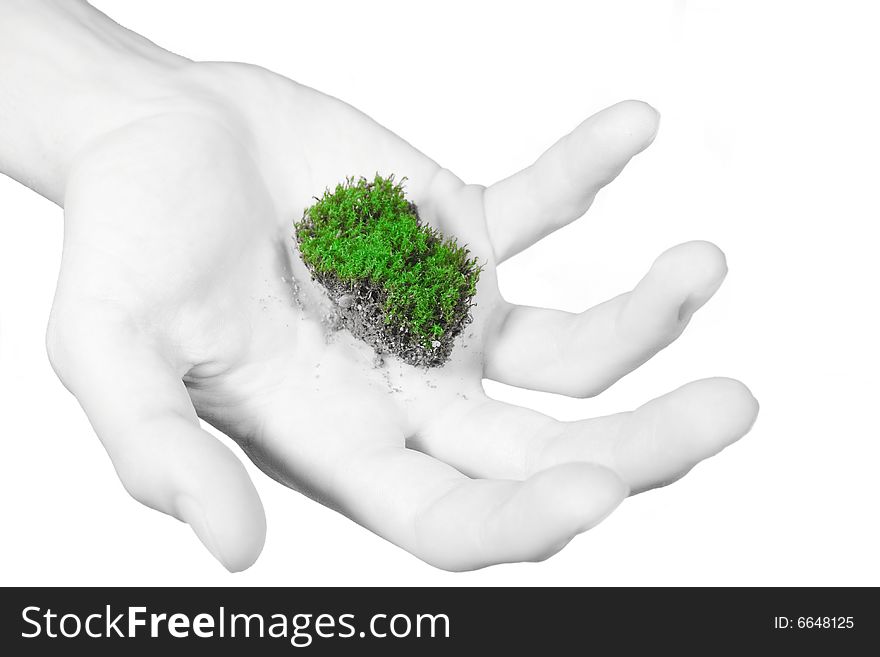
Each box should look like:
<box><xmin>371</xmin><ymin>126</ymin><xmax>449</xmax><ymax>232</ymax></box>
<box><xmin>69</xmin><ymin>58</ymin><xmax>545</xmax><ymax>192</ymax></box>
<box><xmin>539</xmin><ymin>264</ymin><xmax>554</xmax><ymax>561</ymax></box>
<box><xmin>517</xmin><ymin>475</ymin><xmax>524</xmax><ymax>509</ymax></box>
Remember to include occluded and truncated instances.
<box><xmin>46</xmin><ymin>62</ymin><xmax>757</xmax><ymax>571</ymax></box>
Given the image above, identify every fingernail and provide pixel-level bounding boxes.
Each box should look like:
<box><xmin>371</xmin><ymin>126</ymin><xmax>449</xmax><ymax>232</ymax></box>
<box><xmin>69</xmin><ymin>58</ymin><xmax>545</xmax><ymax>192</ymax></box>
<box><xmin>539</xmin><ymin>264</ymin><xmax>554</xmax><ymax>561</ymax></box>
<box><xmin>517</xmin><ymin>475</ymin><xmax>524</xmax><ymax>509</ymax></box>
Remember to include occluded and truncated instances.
<box><xmin>176</xmin><ymin>494</ymin><xmax>234</xmax><ymax>572</ymax></box>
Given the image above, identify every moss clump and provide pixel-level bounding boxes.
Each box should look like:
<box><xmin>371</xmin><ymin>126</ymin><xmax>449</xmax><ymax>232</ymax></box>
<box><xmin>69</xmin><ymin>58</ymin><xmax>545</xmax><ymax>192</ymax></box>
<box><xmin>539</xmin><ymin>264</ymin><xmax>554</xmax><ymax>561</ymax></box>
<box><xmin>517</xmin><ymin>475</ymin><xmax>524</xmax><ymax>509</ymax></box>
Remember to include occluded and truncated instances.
<box><xmin>295</xmin><ymin>174</ymin><xmax>481</xmax><ymax>367</ymax></box>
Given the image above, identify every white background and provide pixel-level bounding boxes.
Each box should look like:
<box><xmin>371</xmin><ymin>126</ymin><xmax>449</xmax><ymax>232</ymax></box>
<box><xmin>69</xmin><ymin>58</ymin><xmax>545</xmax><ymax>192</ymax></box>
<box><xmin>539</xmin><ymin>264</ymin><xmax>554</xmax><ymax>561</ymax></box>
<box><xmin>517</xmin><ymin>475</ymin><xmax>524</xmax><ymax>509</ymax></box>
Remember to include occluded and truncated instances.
<box><xmin>1</xmin><ymin>0</ymin><xmax>878</xmax><ymax>586</ymax></box>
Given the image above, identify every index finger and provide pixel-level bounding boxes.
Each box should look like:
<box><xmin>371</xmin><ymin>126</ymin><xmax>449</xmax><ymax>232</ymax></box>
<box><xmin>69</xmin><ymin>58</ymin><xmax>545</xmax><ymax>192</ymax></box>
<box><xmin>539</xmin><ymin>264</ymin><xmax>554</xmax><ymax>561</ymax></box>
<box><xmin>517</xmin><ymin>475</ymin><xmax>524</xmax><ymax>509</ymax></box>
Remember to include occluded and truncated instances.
<box><xmin>483</xmin><ymin>100</ymin><xmax>660</xmax><ymax>262</ymax></box>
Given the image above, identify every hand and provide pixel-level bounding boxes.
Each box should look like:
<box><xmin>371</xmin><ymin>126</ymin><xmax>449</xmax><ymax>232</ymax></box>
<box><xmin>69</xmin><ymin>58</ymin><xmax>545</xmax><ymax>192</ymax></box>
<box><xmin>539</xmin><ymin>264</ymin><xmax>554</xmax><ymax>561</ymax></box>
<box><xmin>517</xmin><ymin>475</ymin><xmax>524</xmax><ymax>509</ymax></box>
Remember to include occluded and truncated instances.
<box><xmin>45</xmin><ymin>61</ymin><xmax>758</xmax><ymax>572</ymax></box>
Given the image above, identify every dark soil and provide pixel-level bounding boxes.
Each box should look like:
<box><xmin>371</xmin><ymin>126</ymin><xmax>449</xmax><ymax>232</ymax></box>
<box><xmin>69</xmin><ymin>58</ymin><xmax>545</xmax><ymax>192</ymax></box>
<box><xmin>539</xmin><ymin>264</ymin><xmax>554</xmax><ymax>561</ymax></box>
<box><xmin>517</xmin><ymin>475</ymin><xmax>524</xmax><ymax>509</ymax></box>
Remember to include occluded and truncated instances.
<box><xmin>305</xmin><ymin>267</ymin><xmax>472</xmax><ymax>368</ymax></box>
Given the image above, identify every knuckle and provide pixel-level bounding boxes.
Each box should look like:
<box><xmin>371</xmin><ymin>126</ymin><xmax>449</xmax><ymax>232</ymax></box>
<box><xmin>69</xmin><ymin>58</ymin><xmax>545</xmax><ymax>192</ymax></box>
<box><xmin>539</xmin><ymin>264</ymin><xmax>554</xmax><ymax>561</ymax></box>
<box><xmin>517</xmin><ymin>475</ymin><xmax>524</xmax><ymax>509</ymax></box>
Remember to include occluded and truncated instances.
<box><xmin>45</xmin><ymin>308</ymin><xmax>84</xmax><ymax>383</ymax></box>
<box><xmin>45</xmin><ymin>302</ymin><xmax>132</xmax><ymax>385</ymax></box>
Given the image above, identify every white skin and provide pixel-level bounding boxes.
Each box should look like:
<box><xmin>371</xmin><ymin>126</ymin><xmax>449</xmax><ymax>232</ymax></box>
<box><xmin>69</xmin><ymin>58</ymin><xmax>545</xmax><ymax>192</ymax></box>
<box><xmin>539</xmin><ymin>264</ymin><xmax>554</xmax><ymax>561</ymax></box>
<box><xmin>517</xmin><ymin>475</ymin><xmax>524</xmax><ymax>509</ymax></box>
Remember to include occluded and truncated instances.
<box><xmin>1</xmin><ymin>1</ymin><xmax>758</xmax><ymax>571</ymax></box>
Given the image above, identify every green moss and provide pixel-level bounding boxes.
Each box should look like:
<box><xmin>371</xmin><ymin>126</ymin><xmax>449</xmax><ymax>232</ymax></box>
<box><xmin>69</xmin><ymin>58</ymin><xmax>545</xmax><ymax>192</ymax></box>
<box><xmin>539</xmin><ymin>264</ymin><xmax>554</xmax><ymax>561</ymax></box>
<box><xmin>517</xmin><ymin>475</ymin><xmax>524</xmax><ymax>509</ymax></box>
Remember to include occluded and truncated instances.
<box><xmin>295</xmin><ymin>174</ymin><xmax>481</xmax><ymax>365</ymax></box>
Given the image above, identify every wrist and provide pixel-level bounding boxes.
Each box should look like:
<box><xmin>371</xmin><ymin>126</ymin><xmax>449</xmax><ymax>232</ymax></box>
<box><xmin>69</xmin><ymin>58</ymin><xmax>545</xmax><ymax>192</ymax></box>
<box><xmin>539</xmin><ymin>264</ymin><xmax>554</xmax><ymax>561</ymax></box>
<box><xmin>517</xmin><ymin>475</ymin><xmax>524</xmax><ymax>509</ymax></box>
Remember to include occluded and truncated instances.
<box><xmin>0</xmin><ymin>0</ymin><xmax>189</xmax><ymax>204</ymax></box>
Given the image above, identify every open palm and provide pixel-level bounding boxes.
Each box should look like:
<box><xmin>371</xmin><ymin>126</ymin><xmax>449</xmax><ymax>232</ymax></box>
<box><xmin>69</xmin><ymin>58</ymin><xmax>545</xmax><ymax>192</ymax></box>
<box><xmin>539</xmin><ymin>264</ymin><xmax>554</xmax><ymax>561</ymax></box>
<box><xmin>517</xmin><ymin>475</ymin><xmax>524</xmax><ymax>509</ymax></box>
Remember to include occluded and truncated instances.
<box><xmin>46</xmin><ymin>62</ymin><xmax>757</xmax><ymax>571</ymax></box>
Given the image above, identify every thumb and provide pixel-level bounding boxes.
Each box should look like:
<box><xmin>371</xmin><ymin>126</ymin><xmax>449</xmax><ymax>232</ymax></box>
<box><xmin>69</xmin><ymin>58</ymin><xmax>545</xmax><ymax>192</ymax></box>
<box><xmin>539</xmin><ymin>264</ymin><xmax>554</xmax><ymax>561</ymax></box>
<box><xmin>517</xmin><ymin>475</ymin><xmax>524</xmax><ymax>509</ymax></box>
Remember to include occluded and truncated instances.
<box><xmin>47</xmin><ymin>304</ymin><xmax>266</xmax><ymax>572</ymax></box>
